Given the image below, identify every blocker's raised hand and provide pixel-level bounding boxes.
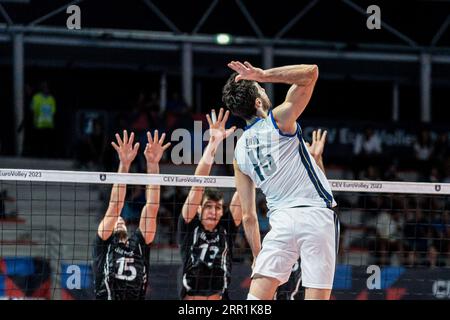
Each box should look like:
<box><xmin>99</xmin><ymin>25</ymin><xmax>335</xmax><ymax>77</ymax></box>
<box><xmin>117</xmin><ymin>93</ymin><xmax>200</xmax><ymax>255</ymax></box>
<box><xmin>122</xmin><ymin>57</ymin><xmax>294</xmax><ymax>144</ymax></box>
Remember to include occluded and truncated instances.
<box><xmin>111</xmin><ymin>130</ymin><xmax>140</xmax><ymax>167</ymax></box>
<box><xmin>144</xmin><ymin>130</ymin><xmax>171</xmax><ymax>164</ymax></box>
<box><xmin>206</xmin><ymin>108</ymin><xmax>236</xmax><ymax>145</ymax></box>
<box><xmin>306</xmin><ymin>129</ymin><xmax>327</xmax><ymax>161</ymax></box>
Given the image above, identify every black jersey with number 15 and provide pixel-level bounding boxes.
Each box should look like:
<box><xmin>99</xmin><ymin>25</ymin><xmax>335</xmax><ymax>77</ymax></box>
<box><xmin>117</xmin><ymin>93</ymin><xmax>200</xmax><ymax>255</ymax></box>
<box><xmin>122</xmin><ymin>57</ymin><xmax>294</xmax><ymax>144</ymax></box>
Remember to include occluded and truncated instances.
<box><xmin>93</xmin><ymin>229</ymin><xmax>150</xmax><ymax>300</ymax></box>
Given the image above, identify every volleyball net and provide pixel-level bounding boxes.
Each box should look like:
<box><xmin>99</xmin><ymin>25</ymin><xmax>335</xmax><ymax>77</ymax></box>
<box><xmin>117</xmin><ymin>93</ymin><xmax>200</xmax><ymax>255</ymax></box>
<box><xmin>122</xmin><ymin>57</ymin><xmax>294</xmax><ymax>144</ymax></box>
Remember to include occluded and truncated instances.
<box><xmin>1</xmin><ymin>168</ymin><xmax>449</xmax><ymax>300</ymax></box>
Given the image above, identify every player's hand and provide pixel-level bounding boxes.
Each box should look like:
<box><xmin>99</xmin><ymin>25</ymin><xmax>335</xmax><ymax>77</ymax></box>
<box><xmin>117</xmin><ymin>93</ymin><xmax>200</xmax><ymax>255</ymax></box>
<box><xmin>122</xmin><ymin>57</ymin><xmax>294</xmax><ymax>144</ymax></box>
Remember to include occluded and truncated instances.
<box><xmin>144</xmin><ymin>130</ymin><xmax>171</xmax><ymax>164</ymax></box>
<box><xmin>305</xmin><ymin>129</ymin><xmax>327</xmax><ymax>162</ymax></box>
<box><xmin>111</xmin><ymin>130</ymin><xmax>139</xmax><ymax>167</ymax></box>
<box><xmin>206</xmin><ymin>108</ymin><xmax>236</xmax><ymax>146</ymax></box>
<box><xmin>227</xmin><ymin>61</ymin><xmax>265</xmax><ymax>82</ymax></box>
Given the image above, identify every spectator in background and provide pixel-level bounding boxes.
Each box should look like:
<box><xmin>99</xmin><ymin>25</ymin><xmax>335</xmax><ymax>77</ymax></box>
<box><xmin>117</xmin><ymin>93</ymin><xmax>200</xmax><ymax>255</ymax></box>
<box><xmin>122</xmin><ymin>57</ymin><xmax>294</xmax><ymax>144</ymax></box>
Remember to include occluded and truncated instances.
<box><xmin>148</xmin><ymin>91</ymin><xmax>160</xmax><ymax>112</ymax></box>
<box><xmin>432</xmin><ymin>132</ymin><xmax>450</xmax><ymax>182</ymax></box>
<box><xmin>19</xmin><ymin>83</ymin><xmax>35</xmax><ymax>156</ymax></box>
<box><xmin>0</xmin><ymin>189</ymin><xmax>17</xmax><ymax>219</ymax></box>
<box><xmin>131</xmin><ymin>91</ymin><xmax>151</xmax><ymax>134</ymax></box>
<box><xmin>159</xmin><ymin>186</ymin><xmax>184</xmax><ymax>245</ymax></box>
<box><xmin>352</xmin><ymin>128</ymin><xmax>382</xmax><ymax>179</ymax></box>
<box><xmin>178</xmin><ymin>104</ymin><xmax>195</xmax><ymax>132</ymax></box>
<box><xmin>121</xmin><ymin>187</ymin><xmax>146</xmax><ymax>226</ymax></box>
<box><xmin>75</xmin><ymin>119</ymin><xmax>108</xmax><ymax>170</ymax></box>
<box><xmin>428</xmin><ymin>166</ymin><xmax>442</xmax><ymax>183</ymax></box>
<box><xmin>153</xmin><ymin>203</ymin><xmax>176</xmax><ymax>245</ymax></box>
<box><xmin>429</xmin><ymin>210</ymin><xmax>450</xmax><ymax>267</ymax></box>
<box><xmin>404</xmin><ymin>209</ymin><xmax>430</xmax><ymax>267</ymax></box>
<box><xmin>375</xmin><ymin>210</ymin><xmax>405</xmax><ymax>265</ymax></box>
<box><xmin>432</xmin><ymin>132</ymin><xmax>449</xmax><ymax>163</ymax></box>
<box><xmin>165</xmin><ymin>92</ymin><xmax>189</xmax><ymax>132</ymax></box>
<box><xmin>130</xmin><ymin>92</ymin><xmax>152</xmax><ymax>172</ymax></box>
<box><xmin>414</xmin><ymin>129</ymin><xmax>433</xmax><ymax>181</ymax></box>
<box><xmin>442</xmin><ymin>211</ymin><xmax>450</xmax><ymax>266</ymax></box>
<box><xmin>362</xmin><ymin>165</ymin><xmax>381</xmax><ymax>181</ymax></box>
<box><xmin>426</xmin><ymin>245</ymin><xmax>440</xmax><ymax>268</ymax></box>
<box><xmin>30</xmin><ymin>81</ymin><xmax>57</xmax><ymax>157</ymax></box>
<box><xmin>384</xmin><ymin>162</ymin><xmax>403</xmax><ymax>181</ymax></box>
<box><xmin>444</xmin><ymin>163</ymin><xmax>450</xmax><ymax>183</ymax></box>
<box><xmin>166</xmin><ymin>92</ymin><xmax>186</xmax><ymax>114</ymax></box>
<box><xmin>148</xmin><ymin>91</ymin><xmax>164</xmax><ymax>131</ymax></box>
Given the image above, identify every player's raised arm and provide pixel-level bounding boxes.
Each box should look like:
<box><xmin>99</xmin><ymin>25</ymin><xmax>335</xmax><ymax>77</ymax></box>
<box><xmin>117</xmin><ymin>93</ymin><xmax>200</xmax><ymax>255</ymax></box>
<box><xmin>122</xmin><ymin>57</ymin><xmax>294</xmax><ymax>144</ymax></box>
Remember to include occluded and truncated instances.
<box><xmin>306</xmin><ymin>129</ymin><xmax>328</xmax><ymax>173</ymax></box>
<box><xmin>181</xmin><ymin>108</ymin><xmax>236</xmax><ymax>223</ymax></box>
<box><xmin>227</xmin><ymin>61</ymin><xmax>318</xmax><ymax>135</ymax></box>
<box><xmin>233</xmin><ymin>159</ymin><xmax>261</xmax><ymax>260</ymax></box>
<box><xmin>98</xmin><ymin>130</ymin><xmax>139</xmax><ymax>240</ymax></box>
<box><xmin>229</xmin><ymin>191</ymin><xmax>243</xmax><ymax>227</ymax></box>
<box><xmin>139</xmin><ymin>130</ymin><xmax>171</xmax><ymax>245</ymax></box>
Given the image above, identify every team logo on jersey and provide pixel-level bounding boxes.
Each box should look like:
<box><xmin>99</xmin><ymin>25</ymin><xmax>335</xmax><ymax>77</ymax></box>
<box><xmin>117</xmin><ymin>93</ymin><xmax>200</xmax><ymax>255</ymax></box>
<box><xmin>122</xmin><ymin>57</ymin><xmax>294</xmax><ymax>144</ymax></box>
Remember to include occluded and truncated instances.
<box><xmin>99</xmin><ymin>174</ymin><xmax>107</xmax><ymax>181</ymax></box>
<box><xmin>435</xmin><ymin>185</ymin><xmax>441</xmax><ymax>192</ymax></box>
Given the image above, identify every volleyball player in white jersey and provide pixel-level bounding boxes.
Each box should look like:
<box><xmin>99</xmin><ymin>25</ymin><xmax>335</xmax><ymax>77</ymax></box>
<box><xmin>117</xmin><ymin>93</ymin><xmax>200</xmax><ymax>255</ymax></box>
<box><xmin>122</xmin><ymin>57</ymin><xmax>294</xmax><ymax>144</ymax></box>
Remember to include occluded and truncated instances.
<box><xmin>222</xmin><ymin>61</ymin><xmax>339</xmax><ymax>300</ymax></box>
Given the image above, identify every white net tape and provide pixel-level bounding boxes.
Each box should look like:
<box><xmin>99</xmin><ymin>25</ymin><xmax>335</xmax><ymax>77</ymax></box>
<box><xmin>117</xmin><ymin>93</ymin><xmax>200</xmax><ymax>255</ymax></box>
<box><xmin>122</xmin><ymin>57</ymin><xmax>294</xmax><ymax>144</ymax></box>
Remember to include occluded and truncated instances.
<box><xmin>1</xmin><ymin>168</ymin><xmax>449</xmax><ymax>195</ymax></box>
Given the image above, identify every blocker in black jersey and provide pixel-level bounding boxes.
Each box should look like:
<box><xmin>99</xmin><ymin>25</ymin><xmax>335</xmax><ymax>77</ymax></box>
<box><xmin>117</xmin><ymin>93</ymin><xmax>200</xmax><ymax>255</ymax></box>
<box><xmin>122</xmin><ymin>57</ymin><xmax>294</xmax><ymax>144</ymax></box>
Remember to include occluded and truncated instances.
<box><xmin>178</xmin><ymin>109</ymin><xmax>243</xmax><ymax>300</ymax></box>
<box><xmin>92</xmin><ymin>129</ymin><xmax>170</xmax><ymax>300</ymax></box>
<box><xmin>178</xmin><ymin>210</ymin><xmax>238</xmax><ymax>298</ymax></box>
<box><xmin>93</xmin><ymin>228</ymin><xmax>150</xmax><ymax>300</ymax></box>
<box><xmin>276</xmin><ymin>258</ymin><xmax>304</xmax><ymax>300</ymax></box>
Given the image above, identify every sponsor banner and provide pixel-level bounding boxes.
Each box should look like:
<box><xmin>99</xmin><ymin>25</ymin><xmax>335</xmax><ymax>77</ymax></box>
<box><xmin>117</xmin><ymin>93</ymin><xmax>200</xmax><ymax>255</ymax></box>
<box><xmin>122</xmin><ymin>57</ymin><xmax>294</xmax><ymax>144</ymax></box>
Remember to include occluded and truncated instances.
<box><xmin>61</xmin><ymin>264</ymin><xmax>94</xmax><ymax>300</ymax></box>
<box><xmin>146</xmin><ymin>264</ymin><xmax>450</xmax><ymax>300</ymax></box>
<box><xmin>329</xmin><ymin>180</ymin><xmax>450</xmax><ymax>195</ymax></box>
<box><xmin>300</xmin><ymin>121</ymin><xmax>450</xmax><ymax>160</ymax></box>
<box><xmin>5</xmin><ymin>261</ymin><xmax>446</xmax><ymax>300</ymax></box>
<box><xmin>333</xmin><ymin>266</ymin><xmax>450</xmax><ymax>300</ymax></box>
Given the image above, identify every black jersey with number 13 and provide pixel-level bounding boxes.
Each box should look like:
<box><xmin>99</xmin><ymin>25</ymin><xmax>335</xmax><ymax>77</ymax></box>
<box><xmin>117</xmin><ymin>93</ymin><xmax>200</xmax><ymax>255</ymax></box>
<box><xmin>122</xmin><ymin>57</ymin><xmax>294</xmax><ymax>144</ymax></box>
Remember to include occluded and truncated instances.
<box><xmin>178</xmin><ymin>211</ymin><xmax>237</xmax><ymax>298</ymax></box>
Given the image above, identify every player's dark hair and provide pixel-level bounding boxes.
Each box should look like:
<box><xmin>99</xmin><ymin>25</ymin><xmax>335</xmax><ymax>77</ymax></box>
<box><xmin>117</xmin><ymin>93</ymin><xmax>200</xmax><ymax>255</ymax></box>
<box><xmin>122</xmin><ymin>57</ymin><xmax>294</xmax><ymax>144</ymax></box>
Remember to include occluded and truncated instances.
<box><xmin>202</xmin><ymin>188</ymin><xmax>224</xmax><ymax>203</ymax></box>
<box><xmin>222</xmin><ymin>72</ymin><xmax>259</xmax><ymax>121</ymax></box>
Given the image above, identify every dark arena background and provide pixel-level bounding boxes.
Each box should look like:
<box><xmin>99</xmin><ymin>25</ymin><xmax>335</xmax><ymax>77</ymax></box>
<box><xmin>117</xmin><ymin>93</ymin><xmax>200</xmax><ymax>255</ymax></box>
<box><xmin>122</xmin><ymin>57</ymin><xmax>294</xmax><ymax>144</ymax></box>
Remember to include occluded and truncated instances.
<box><xmin>0</xmin><ymin>0</ymin><xmax>450</xmax><ymax>302</ymax></box>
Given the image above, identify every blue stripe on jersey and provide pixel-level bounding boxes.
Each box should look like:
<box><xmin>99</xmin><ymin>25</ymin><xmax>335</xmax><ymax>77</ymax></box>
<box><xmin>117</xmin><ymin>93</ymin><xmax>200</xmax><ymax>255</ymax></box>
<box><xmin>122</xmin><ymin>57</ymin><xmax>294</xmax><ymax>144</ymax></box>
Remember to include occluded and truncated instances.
<box><xmin>269</xmin><ymin>111</ymin><xmax>297</xmax><ymax>137</ymax></box>
<box><xmin>296</xmin><ymin>129</ymin><xmax>333</xmax><ymax>208</ymax></box>
<box><xmin>244</xmin><ymin>117</ymin><xmax>262</xmax><ymax>130</ymax></box>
